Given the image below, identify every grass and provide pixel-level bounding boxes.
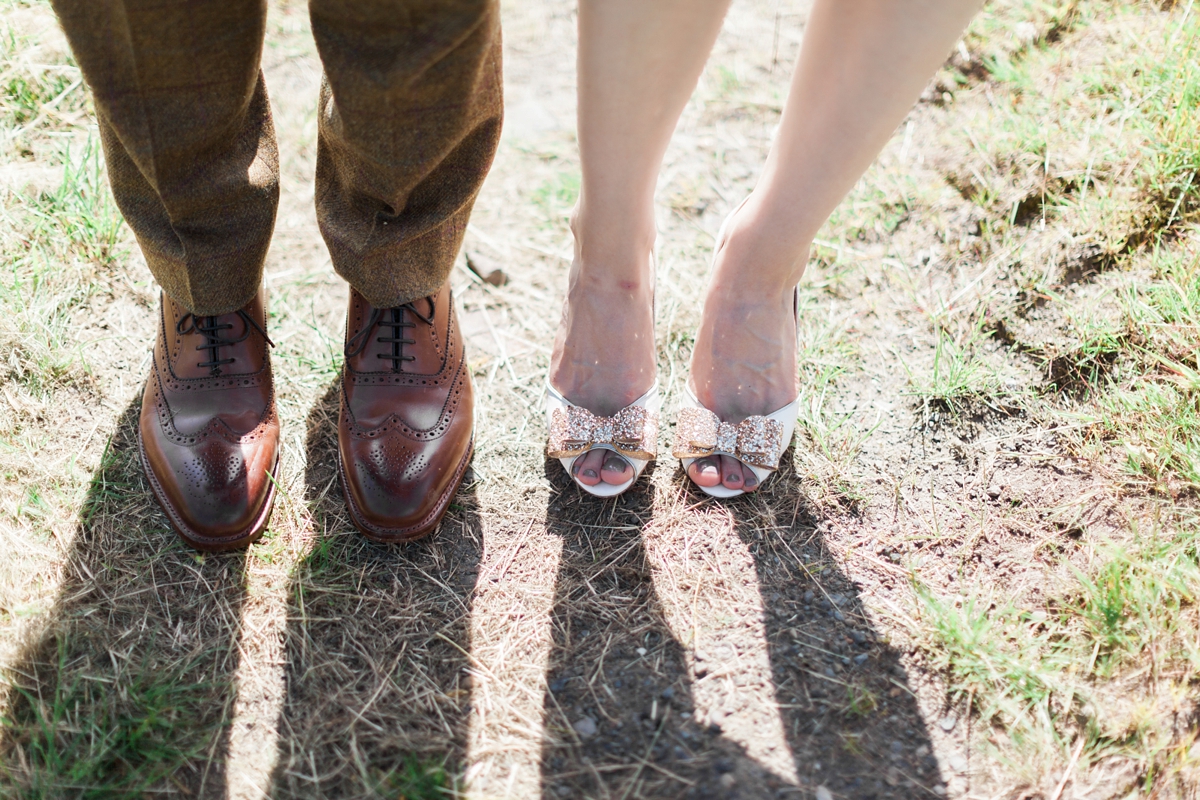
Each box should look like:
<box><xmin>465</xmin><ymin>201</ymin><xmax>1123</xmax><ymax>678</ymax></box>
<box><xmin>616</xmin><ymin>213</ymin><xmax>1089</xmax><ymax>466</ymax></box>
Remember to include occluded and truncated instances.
<box><xmin>904</xmin><ymin>326</ymin><xmax>1006</xmax><ymax>415</ymax></box>
<box><xmin>1082</xmin><ymin>373</ymin><xmax>1200</xmax><ymax>492</ymax></box>
<box><xmin>370</xmin><ymin>755</ymin><xmax>455</xmax><ymax>800</ymax></box>
<box><xmin>926</xmin><ymin>0</ymin><xmax>1200</xmax><ymax>483</ymax></box>
<box><xmin>1</xmin><ymin>137</ymin><xmax>128</xmax><ymax>393</ymax></box>
<box><xmin>791</xmin><ymin>291</ymin><xmax>869</xmax><ymax>510</ymax></box>
<box><xmin>0</xmin><ymin>7</ymin><xmax>128</xmax><ymax>398</ymax></box>
<box><xmin>530</xmin><ymin>169</ymin><xmax>580</xmax><ymax>227</ymax></box>
<box><xmin>0</xmin><ymin>8</ymin><xmax>87</xmax><ymax>135</ymax></box>
<box><xmin>1</xmin><ymin>641</ymin><xmax>229</xmax><ymax>798</ymax></box>
<box><xmin>0</xmin><ymin>426</ymin><xmax>241</xmax><ymax>797</ymax></box>
<box><xmin>2</xmin><ymin>62</ymin><xmax>79</xmax><ymax>128</ymax></box>
<box><xmin>916</xmin><ymin>519</ymin><xmax>1200</xmax><ymax>786</ymax></box>
<box><xmin>889</xmin><ymin>0</ymin><xmax>1200</xmax><ymax>791</ymax></box>
<box><xmin>916</xmin><ymin>590</ymin><xmax>1071</xmax><ymax>736</ymax></box>
<box><xmin>946</xmin><ymin>0</ymin><xmax>1200</xmax><ymax>247</ymax></box>
<box><xmin>843</xmin><ymin>682</ymin><xmax>880</xmax><ymax>719</ymax></box>
<box><xmin>1073</xmin><ymin>536</ymin><xmax>1200</xmax><ymax>668</ymax></box>
<box><xmin>1058</xmin><ymin>245</ymin><xmax>1200</xmax><ymax>492</ymax></box>
<box><xmin>3</xmin><ymin>0</ymin><xmax>1200</xmax><ymax>798</ymax></box>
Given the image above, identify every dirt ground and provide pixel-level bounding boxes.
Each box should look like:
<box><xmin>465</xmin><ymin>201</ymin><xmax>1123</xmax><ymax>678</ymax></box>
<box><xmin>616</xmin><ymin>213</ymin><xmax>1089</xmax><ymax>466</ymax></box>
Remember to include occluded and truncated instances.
<box><xmin>2</xmin><ymin>0</ymin><xmax>1199</xmax><ymax>798</ymax></box>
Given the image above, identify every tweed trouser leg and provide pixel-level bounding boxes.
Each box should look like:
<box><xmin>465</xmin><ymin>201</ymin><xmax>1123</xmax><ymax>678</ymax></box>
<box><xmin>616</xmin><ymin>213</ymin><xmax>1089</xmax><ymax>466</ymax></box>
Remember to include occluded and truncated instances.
<box><xmin>52</xmin><ymin>0</ymin><xmax>503</xmax><ymax>316</ymax></box>
<box><xmin>52</xmin><ymin>0</ymin><xmax>278</xmax><ymax>316</ymax></box>
<box><xmin>312</xmin><ymin>0</ymin><xmax>503</xmax><ymax>308</ymax></box>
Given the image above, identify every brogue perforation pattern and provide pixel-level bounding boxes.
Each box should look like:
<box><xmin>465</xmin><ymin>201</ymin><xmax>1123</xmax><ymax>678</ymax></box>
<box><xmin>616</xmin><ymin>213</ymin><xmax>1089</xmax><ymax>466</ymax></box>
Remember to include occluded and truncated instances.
<box><xmin>180</xmin><ymin>448</ymin><xmax>246</xmax><ymax>491</ymax></box>
<box><xmin>354</xmin><ymin>439</ymin><xmax>419</xmax><ymax>501</ymax></box>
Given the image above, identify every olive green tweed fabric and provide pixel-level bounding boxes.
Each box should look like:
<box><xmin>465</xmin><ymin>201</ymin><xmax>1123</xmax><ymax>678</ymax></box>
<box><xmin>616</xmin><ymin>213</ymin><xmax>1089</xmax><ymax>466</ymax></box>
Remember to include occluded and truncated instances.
<box><xmin>52</xmin><ymin>0</ymin><xmax>503</xmax><ymax>315</ymax></box>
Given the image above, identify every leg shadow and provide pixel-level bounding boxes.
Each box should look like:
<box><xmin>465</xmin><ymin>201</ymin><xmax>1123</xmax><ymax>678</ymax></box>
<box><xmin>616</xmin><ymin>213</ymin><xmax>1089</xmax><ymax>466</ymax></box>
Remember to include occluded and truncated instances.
<box><xmin>539</xmin><ymin>464</ymin><xmax>796</xmax><ymax>800</ymax></box>
<box><xmin>725</xmin><ymin>470</ymin><xmax>945</xmax><ymax>798</ymax></box>
<box><xmin>538</xmin><ymin>454</ymin><xmax>944</xmax><ymax>799</ymax></box>
<box><xmin>0</xmin><ymin>398</ymin><xmax>250</xmax><ymax>797</ymax></box>
<box><xmin>267</xmin><ymin>381</ymin><xmax>482</xmax><ymax>797</ymax></box>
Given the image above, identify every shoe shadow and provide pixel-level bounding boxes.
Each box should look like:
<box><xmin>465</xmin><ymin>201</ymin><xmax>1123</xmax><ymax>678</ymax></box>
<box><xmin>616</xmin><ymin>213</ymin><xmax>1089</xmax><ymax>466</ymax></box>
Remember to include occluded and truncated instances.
<box><xmin>538</xmin><ymin>457</ymin><xmax>944</xmax><ymax>799</ymax></box>
<box><xmin>0</xmin><ymin>398</ymin><xmax>250</xmax><ymax>798</ymax></box>
<box><xmin>266</xmin><ymin>381</ymin><xmax>482</xmax><ymax>798</ymax></box>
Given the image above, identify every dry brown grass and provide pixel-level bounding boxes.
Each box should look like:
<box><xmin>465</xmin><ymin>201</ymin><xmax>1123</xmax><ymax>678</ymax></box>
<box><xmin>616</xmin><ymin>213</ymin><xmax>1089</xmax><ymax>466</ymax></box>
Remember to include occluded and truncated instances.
<box><xmin>2</xmin><ymin>0</ymin><xmax>1200</xmax><ymax>798</ymax></box>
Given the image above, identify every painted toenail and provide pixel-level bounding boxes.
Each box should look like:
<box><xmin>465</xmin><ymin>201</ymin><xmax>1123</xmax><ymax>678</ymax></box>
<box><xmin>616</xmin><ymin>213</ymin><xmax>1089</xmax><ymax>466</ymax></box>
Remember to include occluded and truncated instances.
<box><xmin>582</xmin><ymin>469</ymin><xmax>597</xmax><ymax>479</ymax></box>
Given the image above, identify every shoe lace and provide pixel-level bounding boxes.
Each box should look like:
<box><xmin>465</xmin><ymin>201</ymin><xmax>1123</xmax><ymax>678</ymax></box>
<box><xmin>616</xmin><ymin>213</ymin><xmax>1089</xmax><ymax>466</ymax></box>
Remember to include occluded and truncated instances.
<box><xmin>176</xmin><ymin>310</ymin><xmax>274</xmax><ymax>377</ymax></box>
<box><xmin>344</xmin><ymin>296</ymin><xmax>436</xmax><ymax>373</ymax></box>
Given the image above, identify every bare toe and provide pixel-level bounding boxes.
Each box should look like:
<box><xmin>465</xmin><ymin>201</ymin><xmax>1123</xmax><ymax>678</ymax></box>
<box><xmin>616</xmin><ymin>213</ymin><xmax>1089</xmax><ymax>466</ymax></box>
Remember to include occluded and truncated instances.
<box><xmin>573</xmin><ymin>449</ymin><xmax>605</xmax><ymax>486</ymax></box>
<box><xmin>720</xmin><ymin>455</ymin><xmax>744</xmax><ymax>490</ymax></box>
<box><xmin>600</xmin><ymin>452</ymin><xmax>632</xmax><ymax>485</ymax></box>
<box><xmin>688</xmin><ymin>457</ymin><xmax>722</xmax><ymax>488</ymax></box>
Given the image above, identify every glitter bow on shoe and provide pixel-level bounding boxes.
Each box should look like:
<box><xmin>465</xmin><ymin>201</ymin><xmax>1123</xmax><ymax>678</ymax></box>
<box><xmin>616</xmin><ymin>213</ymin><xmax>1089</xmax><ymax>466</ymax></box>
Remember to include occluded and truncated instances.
<box><xmin>672</xmin><ymin>407</ymin><xmax>786</xmax><ymax>470</ymax></box>
<box><xmin>547</xmin><ymin>404</ymin><xmax>659</xmax><ymax>461</ymax></box>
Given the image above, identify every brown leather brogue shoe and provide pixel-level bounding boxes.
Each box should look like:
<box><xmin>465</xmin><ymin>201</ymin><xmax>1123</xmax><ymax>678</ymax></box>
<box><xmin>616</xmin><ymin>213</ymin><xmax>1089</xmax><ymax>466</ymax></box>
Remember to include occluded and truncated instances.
<box><xmin>138</xmin><ymin>289</ymin><xmax>280</xmax><ymax>551</ymax></box>
<box><xmin>338</xmin><ymin>282</ymin><xmax>474</xmax><ymax>543</ymax></box>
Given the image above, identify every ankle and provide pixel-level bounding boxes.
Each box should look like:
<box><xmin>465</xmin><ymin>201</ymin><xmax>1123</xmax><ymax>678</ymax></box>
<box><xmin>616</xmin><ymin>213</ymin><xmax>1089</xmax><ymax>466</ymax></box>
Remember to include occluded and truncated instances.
<box><xmin>567</xmin><ymin>262</ymin><xmax>655</xmax><ymax>300</ymax></box>
<box><xmin>712</xmin><ymin>195</ymin><xmax>815</xmax><ymax>295</ymax></box>
<box><xmin>570</xmin><ymin>205</ymin><xmax>657</xmax><ymax>289</ymax></box>
<box><xmin>708</xmin><ymin>241</ymin><xmax>804</xmax><ymax>304</ymax></box>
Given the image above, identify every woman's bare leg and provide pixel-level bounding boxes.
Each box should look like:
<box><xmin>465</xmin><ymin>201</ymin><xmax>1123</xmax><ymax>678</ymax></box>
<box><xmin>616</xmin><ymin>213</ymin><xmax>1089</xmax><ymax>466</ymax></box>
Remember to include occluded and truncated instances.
<box><xmin>550</xmin><ymin>0</ymin><xmax>730</xmax><ymax>486</ymax></box>
<box><xmin>688</xmin><ymin>0</ymin><xmax>983</xmax><ymax>490</ymax></box>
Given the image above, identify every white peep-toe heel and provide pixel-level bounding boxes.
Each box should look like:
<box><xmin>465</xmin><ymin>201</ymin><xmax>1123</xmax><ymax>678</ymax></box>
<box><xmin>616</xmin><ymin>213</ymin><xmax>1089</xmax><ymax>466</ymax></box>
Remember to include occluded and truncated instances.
<box><xmin>545</xmin><ymin>384</ymin><xmax>661</xmax><ymax>497</ymax></box>
<box><xmin>672</xmin><ymin>198</ymin><xmax>800</xmax><ymax>498</ymax></box>
<box><xmin>672</xmin><ymin>389</ymin><xmax>797</xmax><ymax>498</ymax></box>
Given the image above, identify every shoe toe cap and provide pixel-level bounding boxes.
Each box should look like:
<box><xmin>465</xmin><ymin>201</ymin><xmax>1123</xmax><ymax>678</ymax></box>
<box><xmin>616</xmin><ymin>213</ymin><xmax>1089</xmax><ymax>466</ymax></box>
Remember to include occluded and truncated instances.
<box><xmin>144</xmin><ymin>425</ymin><xmax>279</xmax><ymax>543</ymax></box>
<box><xmin>341</xmin><ymin>429</ymin><xmax>470</xmax><ymax>536</ymax></box>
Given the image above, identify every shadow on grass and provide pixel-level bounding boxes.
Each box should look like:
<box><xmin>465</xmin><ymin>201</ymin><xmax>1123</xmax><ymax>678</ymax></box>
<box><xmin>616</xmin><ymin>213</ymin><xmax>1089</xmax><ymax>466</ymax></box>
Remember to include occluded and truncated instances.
<box><xmin>537</xmin><ymin>459</ymin><xmax>944</xmax><ymax>799</ymax></box>
<box><xmin>726</xmin><ymin>482</ymin><xmax>945</xmax><ymax>798</ymax></box>
<box><xmin>265</xmin><ymin>381</ymin><xmax>482</xmax><ymax>798</ymax></box>
<box><xmin>0</xmin><ymin>398</ymin><xmax>250</xmax><ymax>798</ymax></box>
